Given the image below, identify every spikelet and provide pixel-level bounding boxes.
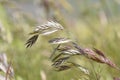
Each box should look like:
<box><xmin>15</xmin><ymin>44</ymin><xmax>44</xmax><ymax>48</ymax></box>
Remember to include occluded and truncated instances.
<box><xmin>26</xmin><ymin>21</ymin><xmax>64</xmax><ymax>48</ymax></box>
<box><xmin>49</xmin><ymin>38</ymin><xmax>71</xmax><ymax>44</ymax></box>
<box><xmin>58</xmin><ymin>48</ymin><xmax>80</xmax><ymax>55</ymax></box>
<box><xmin>30</xmin><ymin>21</ymin><xmax>64</xmax><ymax>35</ymax></box>
<box><xmin>72</xmin><ymin>43</ymin><xmax>120</xmax><ymax>70</ymax></box>
<box><xmin>55</xmin><ymin>65</ymin><xmax>71</xmax><ymax>71</ymax></box>
<box><xmin>52</xmin><ymin>57</ymin><xmax>69</xmax><ymax>67</ymax></box>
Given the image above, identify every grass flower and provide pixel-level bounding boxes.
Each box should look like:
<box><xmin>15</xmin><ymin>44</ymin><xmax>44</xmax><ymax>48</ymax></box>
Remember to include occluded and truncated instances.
<box><xmin>26</xmin><ymin>21</ymin><xmax>64</xmax><ymax>48</ymax></box>
<box><xmin>49</xmin><ymin>38</ymin><xmax>71</xmax><ymax>44</ymax></box>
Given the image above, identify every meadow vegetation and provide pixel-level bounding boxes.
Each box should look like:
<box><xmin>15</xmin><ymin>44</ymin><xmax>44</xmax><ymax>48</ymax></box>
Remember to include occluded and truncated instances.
<box><xmin>0</xmin><ymin>0</ymin><xmax>120</xmax><ymax>80</ymax></box>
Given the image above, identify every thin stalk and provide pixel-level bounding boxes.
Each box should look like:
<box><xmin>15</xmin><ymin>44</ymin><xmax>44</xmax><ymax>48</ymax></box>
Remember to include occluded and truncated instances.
<box><xmin>50</xmin><ymin>44</ymin><xmax>61</xmax><ymax>59</ymax></box>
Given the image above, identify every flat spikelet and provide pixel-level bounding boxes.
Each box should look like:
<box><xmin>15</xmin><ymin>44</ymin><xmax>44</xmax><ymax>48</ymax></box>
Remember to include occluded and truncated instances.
<box><xmin>26</xmin><ymin>35</ymin><xmax>39</xmax><ymax>48</ymax></box>
<box><xmin>55</xmin><ymin>65</ymin><xmax>71</xmax><ymax>71</ymax></box>
<box><xmin>49</xmin><ymin>38</ymin><xmax>71</xmax><ymax>44</ymax></box>
<box><xmin>26</xmin><ymin>21</ymin><xmax>64</xmax><ymax>48</ymax></box>
<box><xmin>30</xmin><ymin>21</ymin><xmax>64</xmax><ymax>35</ymax></box>
<box><xmin>52</xmin><ymin>56</ymin><xmax>69</xmax><ymax>67</ymax></box>
<box><xmin>73</xmin><ymin>44</ymin><xmax>120</xmax><ymax>70</ymax></box>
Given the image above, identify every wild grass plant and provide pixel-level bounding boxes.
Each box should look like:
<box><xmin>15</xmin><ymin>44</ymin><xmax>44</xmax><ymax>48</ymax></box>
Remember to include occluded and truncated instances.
<box><xmin>25</xmin><ymin>21</ymin><xmax>120</xmax><ymax>80</ymax></box>
<box><xmin>0</xmin><ymin>0</ymin><xmax>120</xmax><ymax>80</ymax></box>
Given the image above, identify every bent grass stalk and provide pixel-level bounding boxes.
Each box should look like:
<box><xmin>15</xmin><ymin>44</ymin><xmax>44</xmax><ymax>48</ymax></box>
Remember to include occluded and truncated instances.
<box><xmin>26</xmin><ymin>21</ymin><xmax>120</xmax><ymax>79</ymax></box>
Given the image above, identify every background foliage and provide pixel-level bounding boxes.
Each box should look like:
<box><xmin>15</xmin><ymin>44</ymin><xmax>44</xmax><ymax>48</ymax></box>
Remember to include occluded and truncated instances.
<box><xmin>0</xmin><ymin>0</ymin><xmax>120</xmax><ymax>80</ymax></box>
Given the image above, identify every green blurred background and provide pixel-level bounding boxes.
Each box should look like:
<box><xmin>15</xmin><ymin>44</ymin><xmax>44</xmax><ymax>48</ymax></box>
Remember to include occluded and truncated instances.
<box><xmin>0</xmin><ymin>0</ymin><xmax>120</xmax><ymax>80</ymax></box>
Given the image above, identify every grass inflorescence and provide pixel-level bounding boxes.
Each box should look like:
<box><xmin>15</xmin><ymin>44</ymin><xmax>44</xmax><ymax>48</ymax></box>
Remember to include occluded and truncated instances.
<box><xmin>26</xmin><ymin>21</ymin><xmax>120</xmax><ymax>80</ymax></box>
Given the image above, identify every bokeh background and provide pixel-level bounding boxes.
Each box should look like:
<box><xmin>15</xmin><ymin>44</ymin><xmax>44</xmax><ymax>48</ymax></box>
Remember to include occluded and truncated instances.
<box><xmin>0</xmin><ymin>0</ymin><xmax>120</xmax><ymax>80</ymax></box>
